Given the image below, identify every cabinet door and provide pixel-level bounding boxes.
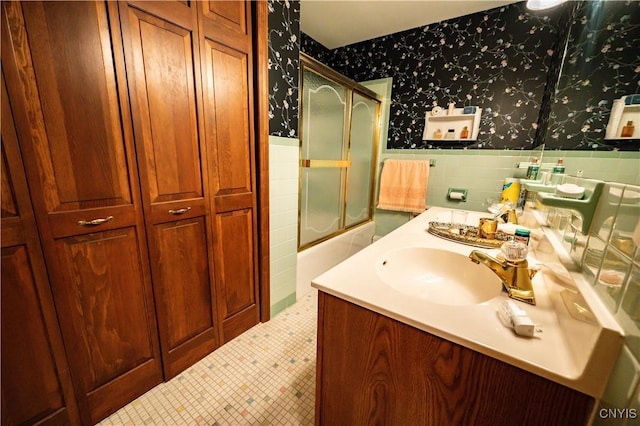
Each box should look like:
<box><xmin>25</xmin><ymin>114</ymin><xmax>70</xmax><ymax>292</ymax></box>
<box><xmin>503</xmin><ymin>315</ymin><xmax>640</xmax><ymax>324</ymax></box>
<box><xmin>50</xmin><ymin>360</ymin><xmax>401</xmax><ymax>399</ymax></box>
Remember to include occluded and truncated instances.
<box><xmin>119</xmin><ymin>0</ymin><xmax>219</xmax><ymax>379</ymax></box>
<box><xmin>1</xmin><ymin>2</ymin><xmax>162</xmax><ymax>423</ymax></box>
<box><xmin>1</xmin><ymin>73</ymin><xmax>81</xmax><ymax>426</ymax></box>
<box><xmin>200</xmin><ymin>0</ymin><xmax>261</xmax><ymax>342</ymax></box>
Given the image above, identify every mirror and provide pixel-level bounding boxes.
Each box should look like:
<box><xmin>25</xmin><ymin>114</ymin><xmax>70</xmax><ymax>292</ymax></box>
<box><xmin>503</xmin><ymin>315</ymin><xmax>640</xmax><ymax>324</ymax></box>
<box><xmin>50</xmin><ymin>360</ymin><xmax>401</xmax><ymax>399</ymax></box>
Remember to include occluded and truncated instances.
<box><xmin>298</xmin><ymin>1</ymin><xmax>639</xmax><ymax>183</ymax></box>
<box><xmin>300</xmin><ymin>1</ymin><xmax>566</xmax><ymax>151</ymax></box>
<box><xmin>545</xmin><ymin>0</ymin><xmax>640</xmax><ymax>151</ymax></box>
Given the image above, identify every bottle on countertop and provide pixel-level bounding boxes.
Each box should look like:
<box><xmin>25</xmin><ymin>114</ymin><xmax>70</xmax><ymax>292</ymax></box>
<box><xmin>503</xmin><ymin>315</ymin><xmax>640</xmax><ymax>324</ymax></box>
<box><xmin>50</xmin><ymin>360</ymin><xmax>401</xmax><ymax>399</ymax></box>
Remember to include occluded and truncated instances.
<box><xmin>460</xmin><ymin>126</ymin><xmax>469</xmax><ymax>139</ymax></box>
<box><xmin>433</xmin><ymin>128</ymin><xmax>443</xmax><ymax>139</ymax></box>
<box><xmin>621</xmin><ymin>120</ymin><xmax>635</xmax><ymax>138</ymax></box>
<box><xmin>549</xmin><ymin>158</ymin><xmax>566</xmax><ymax>185</ymax></box>
<box><xmin>526</xmin><ymin>157</ymin><xmax>540</xmax><ymax>180</ymax></box>
<box><xmin>552</xmin><ymin>158</ymin><xmax>565</xmax><ymax>174</ymax></box>
<box><xmin>500</xmin><ymin>178</ymin><xmax>520</xmax><ymax>204</ymax></box>
<box><xmin>514</xmin><ymin>228</ymin><xmax>531</xmax><ymax>246</ymax></box>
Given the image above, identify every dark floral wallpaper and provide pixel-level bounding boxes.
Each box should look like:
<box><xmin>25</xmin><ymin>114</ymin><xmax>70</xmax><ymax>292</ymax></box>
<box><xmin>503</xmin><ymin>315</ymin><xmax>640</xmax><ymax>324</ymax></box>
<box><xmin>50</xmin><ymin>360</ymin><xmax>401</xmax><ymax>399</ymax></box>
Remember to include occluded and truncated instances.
<box><xmin>269</xmin><ymin>0</ymin><xmax>639</xmax><ymax>150</ymax></box>
<box><xmin>547</xmin><ymin>0</ymin><xmax>640</xmax><ymax>151</ymax></box>
<box><xmin>268</xmin><ymin>0</ymin><xmax>300</xmax><ymax>138</ymax></box>
<box><xmin>532</xmin><ymin>1</ymin><xmax>579</xmax><ymax>150</ymax></box>
<box><xmin>301</xmin><ymin>2</ymin><xmax>568</xmax><ymax>150</ymax></box>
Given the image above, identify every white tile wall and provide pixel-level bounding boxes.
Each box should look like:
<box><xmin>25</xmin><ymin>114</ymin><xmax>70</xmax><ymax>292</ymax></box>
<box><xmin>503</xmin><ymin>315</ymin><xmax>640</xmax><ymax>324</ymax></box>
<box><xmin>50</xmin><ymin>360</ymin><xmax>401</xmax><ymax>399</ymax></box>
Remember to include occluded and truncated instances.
<box><xmin>268</xmin><ymin>137</ymin><xmax>300</xmax><ymax>316</ymax></box>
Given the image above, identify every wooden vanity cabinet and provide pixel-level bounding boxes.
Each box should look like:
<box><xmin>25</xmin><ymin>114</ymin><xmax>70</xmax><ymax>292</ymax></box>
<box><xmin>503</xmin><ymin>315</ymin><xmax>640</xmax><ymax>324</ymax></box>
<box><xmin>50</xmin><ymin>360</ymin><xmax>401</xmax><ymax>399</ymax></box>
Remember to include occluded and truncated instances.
<box><xmin>315</xmin><ymin>292</ymin><xmax>595</xmax><ymax>426</ymax></box>
<box><xmin>2</xmin><ymin>0</ymin><xmax>264</xmax><ymax>423</ymax></box>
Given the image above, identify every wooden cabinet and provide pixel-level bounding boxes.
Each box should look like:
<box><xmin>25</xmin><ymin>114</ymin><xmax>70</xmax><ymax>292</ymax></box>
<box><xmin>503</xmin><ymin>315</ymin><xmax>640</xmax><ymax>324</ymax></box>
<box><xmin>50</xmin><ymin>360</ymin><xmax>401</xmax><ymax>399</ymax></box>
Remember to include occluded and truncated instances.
<box><xmin>199</xmin><ymin>0</ymin><xmax>261</xmax><ymax>343</ymax></box>
<box><xmin>2</xmin><ymin>2</ymin><xmax>163</xmax><ymax>422</ymax></box>
<box><xmin>315</xmin><ymin>292</ymin><xmax>595</xmax><ymax>426</ymax></box>
<box><xmin>119</xmin><ymin>0</ymin><xmax>261</xmax><ymax>375</ymax></box>
<box><xmin>1</xmin><ymin>72</ymin><xmax>81</xmax><ymax>426</ymax></box>
<box><xmin>1</xmin><ymin>0</ymin><xmax>266</xmax><ymax>422</ymax></box>
<box><xmin>119</xmin><ymin>0</ymin><xmax>220</xmax><ymax>380</ymax></box>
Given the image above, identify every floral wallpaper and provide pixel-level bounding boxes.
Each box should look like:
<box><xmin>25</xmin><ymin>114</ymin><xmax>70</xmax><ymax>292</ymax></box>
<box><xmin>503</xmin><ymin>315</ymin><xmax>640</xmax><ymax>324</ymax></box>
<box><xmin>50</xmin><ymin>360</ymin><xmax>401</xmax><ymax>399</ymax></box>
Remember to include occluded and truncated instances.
<box><xmin>269</xmin><ymin>0</ymin><xmax>638</xmax><ymax>150</ymax></box>
<box><xmin>301</xmin><ymin>2</ymin><xmax>567</xmax><ymax>150</ymax></box>
<box><xmin>268</xmin><ymin>0</ymin><xmax>300</xmax><ymax>138</ymax></box>
<box><xmin>547</xmin><ymin>0</ymin><xmax>640</xmax><ymax>151</ymax></box>
<box><xmin>532</xmin><ymin>1</ymin><xmax>579</xmax><ymax>150</ymax></box>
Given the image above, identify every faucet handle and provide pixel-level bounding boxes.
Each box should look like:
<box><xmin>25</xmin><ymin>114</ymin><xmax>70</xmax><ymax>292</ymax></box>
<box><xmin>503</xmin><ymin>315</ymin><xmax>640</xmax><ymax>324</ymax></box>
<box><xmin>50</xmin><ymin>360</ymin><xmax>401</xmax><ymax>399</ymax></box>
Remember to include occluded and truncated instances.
<box><xmin>501</xmin><ymin>239</ymin><xmax>528</xmax><ymax>262</ymax></box>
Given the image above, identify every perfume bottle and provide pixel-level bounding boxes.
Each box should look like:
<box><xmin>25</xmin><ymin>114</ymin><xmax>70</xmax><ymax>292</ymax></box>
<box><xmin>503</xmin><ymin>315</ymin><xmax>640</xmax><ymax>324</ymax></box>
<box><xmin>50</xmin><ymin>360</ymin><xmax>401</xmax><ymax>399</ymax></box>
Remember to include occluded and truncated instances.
<box><xmin>460</xmin><ymin>126</ymin><xmax>469</xmax><ymax>139</ymax></box>
<box><xmin>621</xmin><ymin>120</ymin><xmax>635</xmax><ymax>138</ymax></box>
<box><xmin>433</xmin><ymin>128</ymin><xmax>442</xmax><ymax>139</ymax></box>
<box><xmin>444</xmin><ymin>129</ymin><xmax>456</xmax><ymax>139</ymax></box>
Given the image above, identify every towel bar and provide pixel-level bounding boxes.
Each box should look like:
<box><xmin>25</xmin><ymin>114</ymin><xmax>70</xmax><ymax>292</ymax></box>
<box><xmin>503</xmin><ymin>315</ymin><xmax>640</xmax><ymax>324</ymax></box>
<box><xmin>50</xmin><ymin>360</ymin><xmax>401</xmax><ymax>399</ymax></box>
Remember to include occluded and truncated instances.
<box><xmin>380</xmin><ymin>159</ymin><xmax>435</xmax><ymax>167</ymax></box>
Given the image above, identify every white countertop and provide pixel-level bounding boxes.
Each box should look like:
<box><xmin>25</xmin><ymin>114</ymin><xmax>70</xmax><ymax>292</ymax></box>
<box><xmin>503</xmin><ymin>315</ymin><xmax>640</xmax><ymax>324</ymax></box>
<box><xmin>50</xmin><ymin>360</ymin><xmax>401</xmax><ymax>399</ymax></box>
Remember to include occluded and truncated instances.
<box><xmin>311</xmin><ymin>207</ymin><xmax>624</xmax><ymax>398</ymax></box>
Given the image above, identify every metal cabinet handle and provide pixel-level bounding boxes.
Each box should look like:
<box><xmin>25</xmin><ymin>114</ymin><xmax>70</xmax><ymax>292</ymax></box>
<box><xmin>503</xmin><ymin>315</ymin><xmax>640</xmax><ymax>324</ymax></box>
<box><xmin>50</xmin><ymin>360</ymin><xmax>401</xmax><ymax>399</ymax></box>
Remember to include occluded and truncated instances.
<box><xmin>78</xmin><ymin>216</ymin><xmax>114</xmax><ymax>226</ymax></box>
<box><xmin>168</xmin><ymin>207</ymin><xmax>191</xmax><ymax>215</ymax></box>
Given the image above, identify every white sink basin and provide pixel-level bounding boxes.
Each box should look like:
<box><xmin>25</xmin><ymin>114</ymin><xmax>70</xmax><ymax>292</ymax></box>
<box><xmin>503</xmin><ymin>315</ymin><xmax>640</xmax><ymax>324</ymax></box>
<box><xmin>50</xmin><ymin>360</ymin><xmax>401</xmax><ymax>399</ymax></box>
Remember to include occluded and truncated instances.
<box><xmin>376</xmin><ymin>247</ymin><xmax>503</xmax><ymax>306</ymax></box>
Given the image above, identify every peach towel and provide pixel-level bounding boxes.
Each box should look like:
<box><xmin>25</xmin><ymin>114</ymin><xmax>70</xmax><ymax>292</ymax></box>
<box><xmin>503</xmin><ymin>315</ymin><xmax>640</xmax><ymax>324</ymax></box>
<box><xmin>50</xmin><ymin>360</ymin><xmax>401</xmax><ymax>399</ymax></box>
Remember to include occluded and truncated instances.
<box><xmin>377</xmin><ymin>159</ymin><xmax>429</xmax><ymax>213</ymax></box>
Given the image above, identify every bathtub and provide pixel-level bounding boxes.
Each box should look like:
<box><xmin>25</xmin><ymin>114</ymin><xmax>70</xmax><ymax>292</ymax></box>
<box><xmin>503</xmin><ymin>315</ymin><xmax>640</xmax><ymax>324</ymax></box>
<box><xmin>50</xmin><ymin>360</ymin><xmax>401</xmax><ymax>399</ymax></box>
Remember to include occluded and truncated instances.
<box><xmin>296</xmin><ymin>221</ymin><xmax>376</xmax><ymax>299</ymax></box>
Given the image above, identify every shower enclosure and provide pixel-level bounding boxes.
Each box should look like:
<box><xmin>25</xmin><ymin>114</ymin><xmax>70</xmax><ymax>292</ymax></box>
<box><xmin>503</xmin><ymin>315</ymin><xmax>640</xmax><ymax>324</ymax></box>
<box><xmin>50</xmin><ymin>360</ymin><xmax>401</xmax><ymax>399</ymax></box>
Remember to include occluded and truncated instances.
<box><xmin>299</xmin><ymin>54</ymin><xmax>381</xmax><ymax>249</ymax></box>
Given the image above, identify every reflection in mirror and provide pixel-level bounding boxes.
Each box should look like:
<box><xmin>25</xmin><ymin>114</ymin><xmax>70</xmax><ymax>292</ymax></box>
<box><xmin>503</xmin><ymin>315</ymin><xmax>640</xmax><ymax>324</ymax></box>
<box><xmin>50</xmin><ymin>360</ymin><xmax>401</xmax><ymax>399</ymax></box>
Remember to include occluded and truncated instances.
<box><xmin>533</xmin><ymin>142</ymin><xmax>545</xmax><ymax>165</ymax></box>
<box><xmin>605</xmin><ymin>95</ymin><xmax>640</xmax><ymax>140</ymax></box>
<box><xmin>546</xmin><ymin>1</ymin><xmax>640</xmax><ymax>151</ymax></box>
<box><xmin>295</xmin><ymin>0</ymin><xmax>639</xmax><ymax>184</ymax></box>
<box><xmin>301</xmin><ymin>2</ymin><xmax>565</xmax><ymax>151</ymax></box>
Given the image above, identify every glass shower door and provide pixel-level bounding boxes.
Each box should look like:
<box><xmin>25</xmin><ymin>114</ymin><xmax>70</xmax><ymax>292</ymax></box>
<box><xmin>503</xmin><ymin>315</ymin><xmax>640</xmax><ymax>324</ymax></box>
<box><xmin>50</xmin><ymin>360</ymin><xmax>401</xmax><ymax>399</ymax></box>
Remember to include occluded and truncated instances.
<box><xmin>299</xmin><ymin>69</ymin><xmax>348</xmax><ymax>247</ymax></box>
<box><xmin>299</xmin><ymin>57</ymin><xmax>380</xmax><ymax>249</ymax></box>
<box><xmin>345</xmin><ymin>93</ymin><xmax>378</xmax><ymax>227</ymax></box>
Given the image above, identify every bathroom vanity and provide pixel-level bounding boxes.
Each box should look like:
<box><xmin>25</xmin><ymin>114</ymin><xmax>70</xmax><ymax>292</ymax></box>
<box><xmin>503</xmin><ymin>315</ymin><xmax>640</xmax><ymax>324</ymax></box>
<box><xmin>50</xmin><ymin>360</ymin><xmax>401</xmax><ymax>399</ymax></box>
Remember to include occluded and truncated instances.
<box><xmin>311</xmin><ymin>207</ymin><xmax>623</xmax><ymax>425</ymax></box>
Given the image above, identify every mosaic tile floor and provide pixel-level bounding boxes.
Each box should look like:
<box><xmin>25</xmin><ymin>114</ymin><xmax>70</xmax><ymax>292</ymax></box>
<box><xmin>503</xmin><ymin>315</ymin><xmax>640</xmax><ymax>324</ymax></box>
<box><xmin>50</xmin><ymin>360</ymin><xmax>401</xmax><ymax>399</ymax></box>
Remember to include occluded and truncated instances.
<box><xmin>98</xmin><ymin>290</ymin><xmax>318</xmax><ymax>426</ymax></box>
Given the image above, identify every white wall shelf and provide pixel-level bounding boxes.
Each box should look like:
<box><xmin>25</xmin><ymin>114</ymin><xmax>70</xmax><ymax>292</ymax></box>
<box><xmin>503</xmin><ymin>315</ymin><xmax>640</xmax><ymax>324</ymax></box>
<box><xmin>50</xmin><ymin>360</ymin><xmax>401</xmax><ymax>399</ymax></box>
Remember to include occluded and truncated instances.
<box><xmin>605</xmin><ymin>97</ymin><xmax>640</xmax><ymax>140</ymax></box>
<box><xmin>422</xmin><ymin>107</ymin><xmax>482</xmax><ymax>142</ymax></box>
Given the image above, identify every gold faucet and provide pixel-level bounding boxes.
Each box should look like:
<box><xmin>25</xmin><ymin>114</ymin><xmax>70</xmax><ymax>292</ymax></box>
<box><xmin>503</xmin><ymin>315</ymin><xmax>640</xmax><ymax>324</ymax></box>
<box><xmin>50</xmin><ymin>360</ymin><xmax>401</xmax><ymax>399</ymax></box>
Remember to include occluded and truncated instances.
<box><xmin>497</xmin><ymin>208</ymin><xmax>518</xmax><ymax>224</ymax></box>
<box><xmin>468</xmin><ymin>250</ymin><xmax>537</xmax><ymax>305</ymax></box>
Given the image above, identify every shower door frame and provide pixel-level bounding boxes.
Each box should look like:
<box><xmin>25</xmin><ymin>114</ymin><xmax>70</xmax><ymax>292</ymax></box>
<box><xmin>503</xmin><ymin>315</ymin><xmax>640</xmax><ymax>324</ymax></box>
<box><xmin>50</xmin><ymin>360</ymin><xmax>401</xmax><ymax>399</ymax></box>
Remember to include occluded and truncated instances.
<box><xmin>298</xmin><ymin>53</ymin><xmax>381</xmax><ymax>251</ymax></box>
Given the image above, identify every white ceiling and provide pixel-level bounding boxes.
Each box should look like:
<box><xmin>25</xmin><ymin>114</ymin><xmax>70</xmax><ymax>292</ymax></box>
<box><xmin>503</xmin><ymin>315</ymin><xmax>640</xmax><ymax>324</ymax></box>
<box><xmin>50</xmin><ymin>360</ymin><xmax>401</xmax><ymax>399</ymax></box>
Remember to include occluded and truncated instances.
<box><xmin>300</xmin><ymin>0</ymin><xmax>522</xmax><ymax>49</ymax></box>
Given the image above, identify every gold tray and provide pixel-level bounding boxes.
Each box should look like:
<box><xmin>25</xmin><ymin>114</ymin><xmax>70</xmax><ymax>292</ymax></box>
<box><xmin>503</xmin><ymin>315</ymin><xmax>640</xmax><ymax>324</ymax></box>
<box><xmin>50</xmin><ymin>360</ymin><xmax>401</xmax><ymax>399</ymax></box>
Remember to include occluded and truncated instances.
<box><xmin>427</xmin><ymin>221</ymin><xmax>512</xmax><ymax>249</ymax></box>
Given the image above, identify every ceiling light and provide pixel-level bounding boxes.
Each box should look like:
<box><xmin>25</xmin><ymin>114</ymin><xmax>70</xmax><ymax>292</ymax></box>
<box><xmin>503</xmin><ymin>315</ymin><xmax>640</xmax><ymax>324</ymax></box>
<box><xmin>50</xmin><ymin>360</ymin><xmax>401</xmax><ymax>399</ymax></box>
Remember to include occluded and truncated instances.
<box><xmin>526</xmin><ymin>0</ymin><xmax>567</xmax><ymax>10</ymax></box>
